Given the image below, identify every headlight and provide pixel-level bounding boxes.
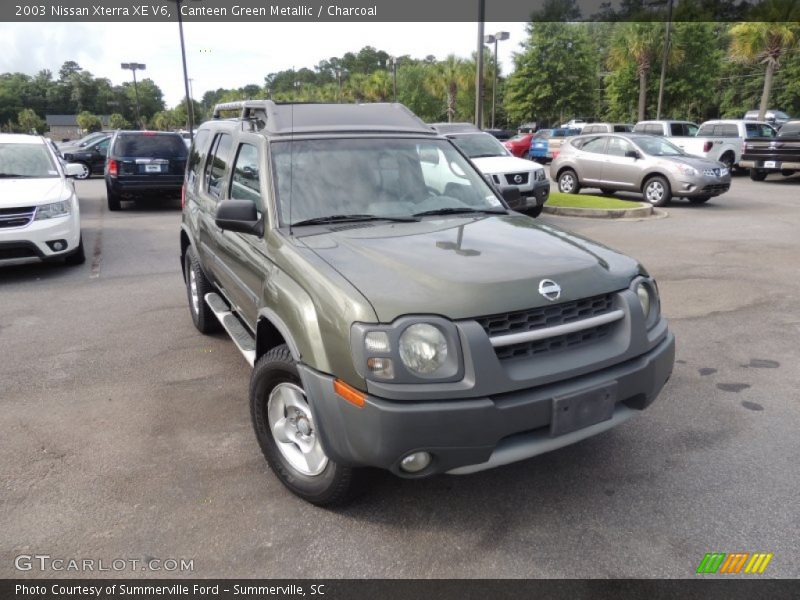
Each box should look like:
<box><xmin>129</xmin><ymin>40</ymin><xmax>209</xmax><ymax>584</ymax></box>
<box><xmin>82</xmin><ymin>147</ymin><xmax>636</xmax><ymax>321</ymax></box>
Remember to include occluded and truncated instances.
<box><xmin>534</xmin><ymin>169</ymin><xmax>546</xmax><ymax>181</ymax></box>
<box><xmin>398</xmin><ymin>324</ymin><xmax>448</xmax><ymax>375</ymax></box>
<box><xmin>35</xmin><ymin>200</ymin><xmax>71</xmax><ymax>220</ymax></box>
<box><xmin>635</xmin><ymin>279</ymin><xmax>660</xmax><ymax>326</ymax></box>
<box><xmin>673</xmin><ymin>163</ymin><xmax>697</xmax><ymax>176</ymax></box>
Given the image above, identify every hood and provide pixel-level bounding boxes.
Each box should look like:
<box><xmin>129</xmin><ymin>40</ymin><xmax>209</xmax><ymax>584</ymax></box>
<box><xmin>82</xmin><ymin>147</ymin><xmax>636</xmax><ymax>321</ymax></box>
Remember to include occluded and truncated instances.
<box><xmin>300</xmin><ymin>215</ymin><xmax>639</xmax><ymax>322</ymax></box>
<box><xmin>472</xmin><ymin>155</ymin><xmax>543</xmax><ymax>175</ymax></box>
<box><xmin>665</xmin><ymin>154</ymin><xmax>727</xmax><ymax>170</ymax></box>
<box><xmin>0</xmin><ymin>177</ymin><xmax>70</xmax><ymax>209</ymax></box>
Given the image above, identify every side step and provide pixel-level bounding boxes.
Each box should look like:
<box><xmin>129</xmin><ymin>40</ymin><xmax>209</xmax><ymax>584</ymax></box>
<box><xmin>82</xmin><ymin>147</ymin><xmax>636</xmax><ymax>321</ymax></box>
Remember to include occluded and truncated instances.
<box><xmin>204</xmin><ymin>292</ymin><xmax>256</xmax><ymax>367</ymax></box>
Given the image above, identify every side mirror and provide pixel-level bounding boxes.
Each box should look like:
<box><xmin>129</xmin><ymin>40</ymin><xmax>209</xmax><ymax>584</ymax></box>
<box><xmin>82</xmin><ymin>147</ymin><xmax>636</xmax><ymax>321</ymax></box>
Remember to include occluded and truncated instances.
<box><xmin>215</xmin><ymin>199</ymin><xmax>263</xmax><ymax>236</ymax></box>
<box><xmin>625</xmin><ymin>150</ymin><xmax>640</xmax><ymax>160</ymax></box>
<box><xmin>499</xmin><ymin>185</ymin><xmax>524</xmax><ymax>210</ymax></box>
<box><xmin>419</xmin><ymin>146</ymin><xmax>440</xmax><ymax>165</ymax></box>
<box><xmin>64</xmin><ymin>163</ymin><xmax>85</xmax><ymax>178</ymax></box>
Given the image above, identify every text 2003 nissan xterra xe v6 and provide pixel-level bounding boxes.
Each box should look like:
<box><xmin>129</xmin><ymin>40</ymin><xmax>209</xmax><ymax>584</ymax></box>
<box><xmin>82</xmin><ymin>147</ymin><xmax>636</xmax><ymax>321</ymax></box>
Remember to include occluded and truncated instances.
<box><xmin>180</xmin><ymin>101</ymin><xmax>675</xmax><ymax>505</ymax></box>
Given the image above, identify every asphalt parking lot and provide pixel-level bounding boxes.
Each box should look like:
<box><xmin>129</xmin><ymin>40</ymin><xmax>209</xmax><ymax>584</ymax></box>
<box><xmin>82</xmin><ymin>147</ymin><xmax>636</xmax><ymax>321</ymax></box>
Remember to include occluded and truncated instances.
<box><xmin>2</xmin><ymin>174</ymin><xmax>799</xmax><ymax>578</ymax></box>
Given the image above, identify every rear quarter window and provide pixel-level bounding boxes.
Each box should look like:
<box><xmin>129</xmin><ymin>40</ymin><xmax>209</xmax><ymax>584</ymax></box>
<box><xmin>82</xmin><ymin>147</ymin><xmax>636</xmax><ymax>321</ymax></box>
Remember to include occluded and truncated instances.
<box><xmin>114</xmin><ymin>134</ymin><xmax>188</xmax><ymax>157</ymax></box>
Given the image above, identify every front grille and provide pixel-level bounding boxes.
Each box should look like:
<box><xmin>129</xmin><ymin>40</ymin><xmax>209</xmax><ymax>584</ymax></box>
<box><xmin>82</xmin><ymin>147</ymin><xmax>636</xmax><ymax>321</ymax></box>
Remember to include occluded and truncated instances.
<box><xmin>0</xmin><ymin>206</ymin><xmax>35</xmax><ymax>229</ymax></box>
<box><xmin>476</xmin><ymin>293</ymin><xmax>618</xmax><ymax>362</ymax></box>
<box><xmin>477</xmin><ymin>293</ymin><xmax>615</xmax><ymax>337</ymax></box>
<box><xmin>494</xmin><ymin>323</ymin><xmax>614</xmax><ymax>361</ymax></box>
<box><xmin>0</xmin><ymin>246</ymin><xmax>37</xmax><ymax>260</ymax></box>
<box><xmin>505</xmin><ymin>172</ymin><xmax>530</xmax><ymax>185</ymax></box>
<box><xmin>701</xmin><ymin>183</ymin><xmax>730</xmax><ymax>193</ymax></box>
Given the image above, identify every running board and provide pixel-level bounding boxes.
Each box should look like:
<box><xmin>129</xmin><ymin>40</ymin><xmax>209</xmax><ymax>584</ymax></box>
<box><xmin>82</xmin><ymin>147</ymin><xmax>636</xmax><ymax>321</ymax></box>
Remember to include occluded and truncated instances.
<box><xmin>204</xmin><ymin>292</ymin><xmax>256</xmax><ymax>367</ymax></box>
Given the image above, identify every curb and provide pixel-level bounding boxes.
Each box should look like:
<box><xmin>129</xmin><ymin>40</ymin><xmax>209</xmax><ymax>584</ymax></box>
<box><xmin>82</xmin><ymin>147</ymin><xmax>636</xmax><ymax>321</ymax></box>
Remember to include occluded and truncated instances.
<box><xmin>543</xmin><ymin>202</ymin><xmax>654</xmax><ymax>219</ymax></box>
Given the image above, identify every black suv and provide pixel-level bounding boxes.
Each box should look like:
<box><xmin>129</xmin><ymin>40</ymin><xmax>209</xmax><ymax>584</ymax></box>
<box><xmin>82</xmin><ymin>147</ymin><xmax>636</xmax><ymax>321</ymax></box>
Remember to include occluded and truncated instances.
<box><xmin>104</xmin><ymin>131</ymin><xmax>187</xmax><ymax>210</ymax></box>
<box><xmin>60</xmin><ymin>134</ymin><xmax>112</xmax><ymax>180</ymax></box>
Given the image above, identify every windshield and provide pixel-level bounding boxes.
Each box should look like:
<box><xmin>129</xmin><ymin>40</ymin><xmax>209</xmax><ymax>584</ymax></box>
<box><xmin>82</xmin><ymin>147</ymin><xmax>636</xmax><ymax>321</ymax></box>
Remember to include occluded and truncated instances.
<box><xmin>0</xmin><ymin>143</ymin><xmax>58</xmax><ymax>178</ymax></box>
<box><xmin>634</xmin><ymin>136</ymin><xmax>684</xmax><ymax>157</ymax></box>
<box><xmin>271</xmin><ymin>138</ymin><xmax>503</xmax><ymax>226</ymax></box>
<box><xmin>449</xmin><ymin>133</ymin><xmax>508</xmax><ymax>158</ymax></box>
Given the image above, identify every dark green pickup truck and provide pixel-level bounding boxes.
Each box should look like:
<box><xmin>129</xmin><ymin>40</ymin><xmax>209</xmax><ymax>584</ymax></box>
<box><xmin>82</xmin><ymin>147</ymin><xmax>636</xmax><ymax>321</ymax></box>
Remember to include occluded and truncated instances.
<box><xmin>179</xmin><ymin>100</ymin><xmax>675</xmax><ymax>505</ymax></box>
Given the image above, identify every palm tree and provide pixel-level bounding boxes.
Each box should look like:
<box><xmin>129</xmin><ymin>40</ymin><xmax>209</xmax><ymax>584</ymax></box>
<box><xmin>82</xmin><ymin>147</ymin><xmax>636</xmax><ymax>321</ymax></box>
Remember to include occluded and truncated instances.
<box><xmin>424</xmin><ymin>55</ymin><xmax>470</xmax><ymax>122</ymax></box>
<box><xmin>345</xmin><ymin>73</ymin><xmax>369</xmax><ymax>103</ymax></box>
<box><xmin>364</xmin><ymin>70</ymin><xmax>392</xmax><ymax>102</ymax></box>
<box><xmin>729</xmin><ymin>22</ymin><xmax>797</xmax><ymax>121</ymax></box>
<box><xmin>607</xmin><ymin>23</ymin><xmax>681</xmax><ymax>122</ymax></box>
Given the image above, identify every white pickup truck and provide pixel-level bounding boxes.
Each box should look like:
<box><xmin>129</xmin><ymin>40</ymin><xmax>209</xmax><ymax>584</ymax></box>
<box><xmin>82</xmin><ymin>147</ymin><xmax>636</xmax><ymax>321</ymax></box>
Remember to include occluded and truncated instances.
<box><xmin>679</xmin><ymin>120</ymin><xmax>777</xmax><ymax>169</ymax></box>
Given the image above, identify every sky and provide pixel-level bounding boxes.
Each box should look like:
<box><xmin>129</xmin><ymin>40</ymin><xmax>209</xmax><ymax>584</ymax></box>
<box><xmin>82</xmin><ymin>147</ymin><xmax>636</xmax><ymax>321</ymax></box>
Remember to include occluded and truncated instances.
<box><xmin>0</xmin><ymin>21</ymin><xmax>528</xmax><ymax>108</ymax></box>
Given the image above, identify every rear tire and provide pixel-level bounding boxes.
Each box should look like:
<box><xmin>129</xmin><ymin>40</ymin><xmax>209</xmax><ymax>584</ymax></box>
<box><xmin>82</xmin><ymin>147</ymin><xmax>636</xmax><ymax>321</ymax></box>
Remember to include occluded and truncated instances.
<box><xmin>107</xmin><ymin>186</ymin><xmax>121</xmax><ymax>211</ymax></box>
<box><xmin>64</xmin><ymin>235</ymin><xmax>86</xmax><ymax>265</ymax></box>
<box><xmin>642</xmin><ymin>176</ymin><xmax>671</xmax><ymax>207</ymax></box>
<box><xmin>749</xmin><ymin>169</ymin><xmax>768</xmax><ymax>182</ymax></box>
<box><xmin>557</xmin><ymin>169</ymin><xmax>580</xmax><ymax>194</ymax></box>
<box><xmin>184</xmin><ymin>246</ymin><xmax>220</xmax><ymax>334</ymax></box>
<box><xmin>250</xmin><ymin>345</ymin><xmax>362</xmax><ymax>506</ymax></box>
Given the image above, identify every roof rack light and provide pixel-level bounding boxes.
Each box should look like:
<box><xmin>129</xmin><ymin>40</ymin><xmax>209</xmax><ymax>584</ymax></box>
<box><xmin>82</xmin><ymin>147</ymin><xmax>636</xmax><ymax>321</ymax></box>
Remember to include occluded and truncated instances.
<box><xmin>211</xmin><ymin>100</ymin><xmax>272</xmax><ymax>121</ymax></box>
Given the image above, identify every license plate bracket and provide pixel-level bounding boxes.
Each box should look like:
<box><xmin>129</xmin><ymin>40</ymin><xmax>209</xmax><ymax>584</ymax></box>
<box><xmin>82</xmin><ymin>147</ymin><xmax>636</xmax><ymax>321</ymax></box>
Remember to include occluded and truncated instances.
<box><xmin>145</xmin><ymin>164</ymin><xmax>162</xmax><ymax>173</ymax></box>
<box><xmin>551</xmin><ymin>382</ymin><xmax>617</xmax><ymax>437</ymax></box>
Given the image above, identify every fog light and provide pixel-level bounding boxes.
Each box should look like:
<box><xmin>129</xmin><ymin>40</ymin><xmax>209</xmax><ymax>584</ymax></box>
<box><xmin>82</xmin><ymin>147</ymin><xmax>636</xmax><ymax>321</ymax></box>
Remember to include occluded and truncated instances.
<box><xmin>367</xmin><ymin>357</ymin><xmax>394</xmax><ymax>379</ymax></box>
<box><xmin>400</xmin><ymin>451</ymin><xmax>431</xmax><ymax>473</ymax></box>
<box><xmin>47</xmin><ymin>239</ymin><xmax>67</xmax><ymax>251</ymax></box>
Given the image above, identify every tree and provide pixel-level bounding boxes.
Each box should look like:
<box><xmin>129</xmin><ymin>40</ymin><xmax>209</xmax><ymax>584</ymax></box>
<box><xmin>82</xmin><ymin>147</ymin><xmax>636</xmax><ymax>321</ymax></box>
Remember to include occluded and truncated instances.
<box><xmin>424</xmin><ymin>55</ymin><xmax>470</xmax><ymax>122</ymax></box>
<box><xmin>504</xmin><ymin>22</ymin><xmax>597</xmax><ymax>127</ymax></box>
<box><xmin>607</xmin><ymin>23</ymin><xmax>673</xmax><ymax>122</ymax></box>
<box><xmin>18</xmin><ymin>108</ymin><xmax>45</xmax><ymax>133</ymax></box>
<box><xmin>728</xmin><ymin>22</ymin><xmax>798</xmax><ymax>120</ymax></box>
<box><xmin>108</xmin><ymin>113</ymin><xmax>129</xmax><ymax>129</ymax></box>
<box><xmin>152</xmin><ymin>110</ymin><xmax>180</xmax><ymax>131</ymax></box>
<box><xmin>76</xmin><ymin>111</ymin><xmax>101</xmax><ymax>133</ymax></box>
<box><xmin>364</xmin><ymin>70</ymin><xmax>392</xmax><ymax>102</ymax></box>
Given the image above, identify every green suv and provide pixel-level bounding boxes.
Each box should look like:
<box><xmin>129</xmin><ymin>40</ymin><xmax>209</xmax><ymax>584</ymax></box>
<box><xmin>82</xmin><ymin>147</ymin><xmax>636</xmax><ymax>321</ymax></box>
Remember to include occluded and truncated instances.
<box><xmin>180</xmin><ymin>101</ymin><xmax>675</xmax><ymax>505</ymax></box>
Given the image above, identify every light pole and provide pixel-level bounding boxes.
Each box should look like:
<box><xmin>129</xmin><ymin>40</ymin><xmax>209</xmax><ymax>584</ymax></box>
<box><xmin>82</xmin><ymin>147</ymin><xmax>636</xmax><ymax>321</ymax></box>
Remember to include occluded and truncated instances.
<box><xmin>655</xmin><ymin>0</ymin><xmax>674</xmax><ymax>119</ymax></box>
<box><xmin>475</xmin><ymin>0</ymin><xmax>485</xmax><ymax>129</ymax></box>
<box><xmin>187</xmin><ymin>77</ymin><xmax>195</xmax><ymax>130</ymax></box>
<box><xmin>484</xmin><ymin>31</ymin><xmax>509</xmax><ymax>129</ymax></box>
<box><xmin>391</xmin><ymin>57</ymin><xmax>398</xmax><ymax>102</ymax></box>
<box><xmin>120</xmin><ymin>62</ymin><xmax>145</xmax><ymax>128</ymax></box>
<box><xmin>175</xmin><ymin>0</ymin><xmax>201</xmax><ymax>143</ymax></box>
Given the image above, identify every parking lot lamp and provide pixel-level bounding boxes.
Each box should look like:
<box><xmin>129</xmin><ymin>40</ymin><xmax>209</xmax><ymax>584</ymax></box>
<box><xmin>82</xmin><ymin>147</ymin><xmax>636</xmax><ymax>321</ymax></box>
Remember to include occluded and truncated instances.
<box><xmin>484</xmin><ymin>31</ymin><xmax>510</xmax><ymax>129</ymax></box>
<box><xmin>175</xmin><ymin>0</ymin><xmax>201</xmax><ymax>144</ymax></box>
<box><xmin>120</xmin><ymin>62</ymin><xmax>145</xmax><ymax>129</ymax></box>
<box><xmin>475</xmin><ymin>0</ymin><xmax>485</xmax><ymax>128</ymax></box>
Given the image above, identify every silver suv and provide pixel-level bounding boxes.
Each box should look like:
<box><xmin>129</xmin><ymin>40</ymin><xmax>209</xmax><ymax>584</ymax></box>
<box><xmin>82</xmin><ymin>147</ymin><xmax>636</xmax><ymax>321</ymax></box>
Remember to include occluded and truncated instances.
<box><xmin>550</xmin><ymin>133</ymin><xmax>732</xmax><ymax>206</ymax></box>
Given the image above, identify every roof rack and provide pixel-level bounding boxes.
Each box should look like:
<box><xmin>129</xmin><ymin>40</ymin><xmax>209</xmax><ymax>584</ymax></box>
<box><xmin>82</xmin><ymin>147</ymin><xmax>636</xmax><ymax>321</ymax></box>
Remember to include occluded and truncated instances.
<box><xmin>211</xmin><ymin>100</ymin><xmax>272</xmax><ymax>121</ymax></box>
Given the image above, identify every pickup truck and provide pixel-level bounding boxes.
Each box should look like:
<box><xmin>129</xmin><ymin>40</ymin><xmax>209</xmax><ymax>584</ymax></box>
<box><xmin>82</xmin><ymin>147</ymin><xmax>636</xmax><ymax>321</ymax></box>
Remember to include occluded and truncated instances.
<box><xmin>740</xmin><ymin>120</ymin><xmax>800</xmax><ymax>180</ymax></box>
<box><xmin>679</xmin><ymin>120</ymin><xmax>776</xmax><ymax>170</ymax></box>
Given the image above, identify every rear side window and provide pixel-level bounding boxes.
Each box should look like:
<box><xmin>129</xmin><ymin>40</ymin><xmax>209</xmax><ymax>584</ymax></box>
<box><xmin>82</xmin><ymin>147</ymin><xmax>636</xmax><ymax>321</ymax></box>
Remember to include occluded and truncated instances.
<box><xmin>187</xmin><ymin>129</ymin><xmax>210</xmax><ymax>188</ymax></box>
<box><xmin>670</xmin><ymin>123</ymin><xmax>694</xmax><ymax>136</ymax></box>
<box><xmin>114</xmin><ymin>134</ymin><xmax>187</xmax><ymax>157</ymax></box>
<box><xmin>714</xmin><ymin>124</ymin><xmax>739</xmax><ymax>137</ymax></box>
<box><xmin>613</xmin><ymin>124</ymin><xmax>632</xmax><ymax>132</ymax></box>
<box><xmin>579</xmin><ymin>137</ymin><xmax>607</xmax><ymax>153</ymax></box>
<box><xmin>697</xmin><ymin>124</ymin><xmax>715</xmax><ymax>136</ymax></box>
<box><xmin>745</xmin><ymin>123</ymin><xmax>776</xmax><ymax>138</ymax></box>
<box><xmin>205</xmin><ymin>133</ymin><xmax>232</xmax><ymax>199</ymax></box>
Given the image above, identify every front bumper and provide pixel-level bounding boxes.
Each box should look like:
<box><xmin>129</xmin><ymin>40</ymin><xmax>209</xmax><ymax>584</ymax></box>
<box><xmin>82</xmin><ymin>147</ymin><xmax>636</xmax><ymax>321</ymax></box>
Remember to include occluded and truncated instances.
<box><xmin>670</xmin><ymin>173</ymin><xmax>731</xmax><ymax>197</ymax></box>
<box><xmin>299</xmin><ymin>330</ymin><xmax>675</xmax><ymax>478</ymax></box>
<box><xmin>0</xmin><ymin>214</ymin><xmax>81</xmax><ymax>266</ymax></box>
<box><xmin>529</xmin><ymin>179</ymin><xmax>550</xmax><ymax>206</ymax></box>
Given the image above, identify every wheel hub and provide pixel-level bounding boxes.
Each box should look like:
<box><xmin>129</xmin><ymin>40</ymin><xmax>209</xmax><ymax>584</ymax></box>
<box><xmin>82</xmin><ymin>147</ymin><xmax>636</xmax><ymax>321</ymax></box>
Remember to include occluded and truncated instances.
<box><xmin>267</xmin><ymin>383</ymin><xmax>328</xmax><ymax>476</ymax></box>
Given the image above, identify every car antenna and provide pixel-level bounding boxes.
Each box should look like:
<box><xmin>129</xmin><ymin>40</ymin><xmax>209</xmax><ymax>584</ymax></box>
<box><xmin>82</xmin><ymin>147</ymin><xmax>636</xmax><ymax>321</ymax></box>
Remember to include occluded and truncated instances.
<box><xmin>288</xmin><ymin>94</ymin><xmax>295</xmax><ymax>237</ymax></box>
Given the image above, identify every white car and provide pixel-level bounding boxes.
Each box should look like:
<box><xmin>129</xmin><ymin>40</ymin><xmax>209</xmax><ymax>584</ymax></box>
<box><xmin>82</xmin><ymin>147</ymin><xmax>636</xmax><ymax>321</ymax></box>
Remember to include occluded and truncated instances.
<box><xmin>0</xmin><ymin>134</ymin><xmax>85</xmax><ymax>266</ymax></box>
<box><xmin>429</xmin><ymin>126</ymin><xmax>550</xmax><ymax>216</ymax></box>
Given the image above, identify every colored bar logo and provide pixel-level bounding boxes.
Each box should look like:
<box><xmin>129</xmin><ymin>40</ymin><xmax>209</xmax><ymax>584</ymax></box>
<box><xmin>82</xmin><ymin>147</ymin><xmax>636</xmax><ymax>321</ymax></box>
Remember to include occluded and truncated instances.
<box><xmin>696</xmin><ymin>552</ymin><xmax>773</xmax><ymax>574</ymax></box>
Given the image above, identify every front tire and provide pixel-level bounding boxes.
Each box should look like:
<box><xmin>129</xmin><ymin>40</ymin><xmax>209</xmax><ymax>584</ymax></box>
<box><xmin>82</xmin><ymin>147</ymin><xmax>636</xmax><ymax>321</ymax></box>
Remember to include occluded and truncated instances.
<box><xmin>74</xmin><ymin>162</ymin><xmax>91</xmax><ymax>180</ymax></box>
<box><xmin>64</xmin><ymin>235</ymin><xmax>86</xmax><ymax>265</ymax></box>
<box><xmin>250</xmin><ymin>345</ymin><xmax>360</xmax><ymax>505</ymax></box>
<box><xmin>557</xmin><ymin>169</ymin><xmax>580</xmax><ymax>194</ymax></box>
<box><xmin>184</xmin><ymin>247</ymin><xmax>220</xmax><ymax>334</ymax></box>
<box><xmin>643</xmin><ymin>176</ymin><xmax>671</xmax><ymax>207</ymax></box>
<box><xmin>749</xmin><ymin>169</ymin><xmax>768</xmax><ymax>182</ymax></box>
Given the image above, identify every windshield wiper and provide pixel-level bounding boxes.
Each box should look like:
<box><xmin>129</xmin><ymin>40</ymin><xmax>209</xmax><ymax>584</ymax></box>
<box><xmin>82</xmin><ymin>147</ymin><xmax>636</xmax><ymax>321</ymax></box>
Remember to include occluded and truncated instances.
<box><xmin>292</xmin><ymin>214</ymin><xmax>419</xmax><ymax>226</ymax></box>
<box><xmin>470</xmin><ymin>153</ymin><xmax>503</xmax><ymax>159</ymax></box>
<box><xmin>412</xmin><ymin>207</ymin><xmax>507</xmax><ymax>217</ymax></box>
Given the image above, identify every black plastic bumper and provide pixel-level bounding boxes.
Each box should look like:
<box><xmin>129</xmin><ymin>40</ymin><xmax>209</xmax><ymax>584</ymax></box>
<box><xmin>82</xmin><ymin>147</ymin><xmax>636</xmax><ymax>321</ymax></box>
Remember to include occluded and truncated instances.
<box><xmin>299</xmin><ymin>331</ymin><xmax>675</xmax><ymax>477</ymax></box>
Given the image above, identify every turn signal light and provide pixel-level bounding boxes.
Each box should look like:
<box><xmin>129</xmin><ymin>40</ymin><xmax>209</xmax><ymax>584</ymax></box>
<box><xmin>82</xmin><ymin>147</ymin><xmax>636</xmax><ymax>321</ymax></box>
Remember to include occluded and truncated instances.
<box><xmin>107</xmin><ymin>159</ymin><xmax>118</xmax><ymax>176</ymax></box>
<box><xmin>334</xmin><ymin>379</ymin><xmax>365</xmax><ymax>408</ymax></box>
<box><xmin>703</xmin><ymin>141</ymin><xmax>712</xmax><ymax>153</ymax></box>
